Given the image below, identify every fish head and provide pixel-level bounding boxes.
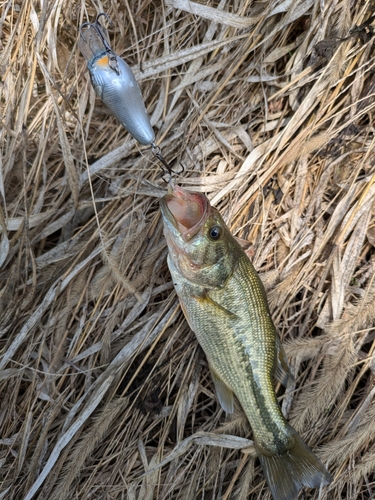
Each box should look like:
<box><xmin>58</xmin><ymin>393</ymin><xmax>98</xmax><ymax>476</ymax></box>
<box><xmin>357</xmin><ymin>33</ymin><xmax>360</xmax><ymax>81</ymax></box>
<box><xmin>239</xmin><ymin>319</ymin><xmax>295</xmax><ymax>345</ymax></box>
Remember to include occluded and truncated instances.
<box><xmin>160</xmin><ymin>185</ymin><xmax>239</xmax><ymax>288</ymax></box>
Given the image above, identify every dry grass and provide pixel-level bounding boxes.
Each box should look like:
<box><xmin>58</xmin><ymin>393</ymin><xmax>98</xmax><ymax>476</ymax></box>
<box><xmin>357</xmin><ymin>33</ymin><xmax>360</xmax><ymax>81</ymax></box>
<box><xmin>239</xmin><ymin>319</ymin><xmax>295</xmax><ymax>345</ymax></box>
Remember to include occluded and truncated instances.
<box><xmin>1</xmin><ymin>0</ymin><xmax>375</xmax><ymax>499</ymax></box>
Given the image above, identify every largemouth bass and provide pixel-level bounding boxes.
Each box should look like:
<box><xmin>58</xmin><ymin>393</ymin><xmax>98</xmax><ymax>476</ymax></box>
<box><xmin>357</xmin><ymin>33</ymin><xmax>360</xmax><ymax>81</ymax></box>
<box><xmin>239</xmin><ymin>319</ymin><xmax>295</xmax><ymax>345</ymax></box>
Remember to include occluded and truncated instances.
<box><xmin>160</xmin><ymin>185</ymin><xmax>332</xmax><ymax>500</ymax></box>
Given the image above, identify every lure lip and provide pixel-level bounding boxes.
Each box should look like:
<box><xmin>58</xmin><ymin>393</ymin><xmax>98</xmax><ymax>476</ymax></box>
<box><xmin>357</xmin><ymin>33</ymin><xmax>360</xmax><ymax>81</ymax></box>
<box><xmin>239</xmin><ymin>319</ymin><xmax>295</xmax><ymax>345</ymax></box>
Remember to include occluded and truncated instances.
<box><xmin>160</xmin><ymin>186</ymin><xmax>210</xmax><ymax>242</ymax></box>
<box><xmin>80</xmin><ymin>17</ymin><xmax>120</xmax><ymax>76</ymax></box>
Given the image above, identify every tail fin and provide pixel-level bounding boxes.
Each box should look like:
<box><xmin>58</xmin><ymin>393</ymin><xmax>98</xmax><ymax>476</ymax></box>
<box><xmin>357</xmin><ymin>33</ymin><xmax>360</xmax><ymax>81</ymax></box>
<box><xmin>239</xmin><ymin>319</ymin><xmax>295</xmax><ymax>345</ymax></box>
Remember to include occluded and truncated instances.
<box><xmin>257</xmin><ymin>424</ymin><xmax>332</xmax><ymax>500</ymax></box>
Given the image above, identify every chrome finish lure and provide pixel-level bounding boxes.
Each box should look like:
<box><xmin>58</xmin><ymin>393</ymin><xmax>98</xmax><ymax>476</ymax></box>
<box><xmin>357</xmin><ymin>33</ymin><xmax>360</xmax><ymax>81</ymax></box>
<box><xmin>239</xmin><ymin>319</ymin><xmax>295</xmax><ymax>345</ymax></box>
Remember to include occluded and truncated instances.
<box><xmin>80</xmin><ymin>14</ymin><xmax>155</xmax><ymax>146</ymax></box>
<box><xmin>80</xmin><ymin>14</ymin><xmax>177</xmax><ymax>176</ymax></box>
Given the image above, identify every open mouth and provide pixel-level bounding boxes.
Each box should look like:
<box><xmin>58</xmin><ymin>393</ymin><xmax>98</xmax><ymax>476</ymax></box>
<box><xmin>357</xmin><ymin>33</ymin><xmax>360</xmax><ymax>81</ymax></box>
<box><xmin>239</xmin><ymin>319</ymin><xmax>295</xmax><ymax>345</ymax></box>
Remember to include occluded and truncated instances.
<box><xmin>163</xmin><ymin>185</ymin><xmax>208</xmax><ymax>237</ymax></box>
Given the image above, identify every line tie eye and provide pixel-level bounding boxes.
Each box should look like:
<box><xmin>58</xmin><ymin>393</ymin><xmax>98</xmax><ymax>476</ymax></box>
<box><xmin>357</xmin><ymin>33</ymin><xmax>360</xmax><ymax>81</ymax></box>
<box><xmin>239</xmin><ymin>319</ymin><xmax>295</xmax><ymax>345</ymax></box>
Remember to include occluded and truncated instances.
<box><xmin>208</xmin><ymin>225</ymin><xmax>221</xmax><ymax>241</ymax></box>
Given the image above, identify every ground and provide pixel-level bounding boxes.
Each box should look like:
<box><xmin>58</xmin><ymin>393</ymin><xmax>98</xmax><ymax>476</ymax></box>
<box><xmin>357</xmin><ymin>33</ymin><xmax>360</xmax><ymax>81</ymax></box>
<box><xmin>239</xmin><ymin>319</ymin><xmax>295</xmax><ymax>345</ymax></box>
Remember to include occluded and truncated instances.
<box><xmin>0</xmin><ymin>1</ymin><xmax>375</xmax><ymax>499</ymax></box>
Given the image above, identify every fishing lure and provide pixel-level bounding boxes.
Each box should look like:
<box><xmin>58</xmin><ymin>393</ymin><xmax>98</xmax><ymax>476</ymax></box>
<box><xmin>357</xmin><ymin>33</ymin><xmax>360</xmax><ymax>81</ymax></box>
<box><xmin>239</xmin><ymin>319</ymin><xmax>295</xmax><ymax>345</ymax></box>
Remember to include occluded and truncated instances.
<box><xmin>79</xmin><ymin>13</ymin><xmax>174</xmax><ymax>175</ymax></box>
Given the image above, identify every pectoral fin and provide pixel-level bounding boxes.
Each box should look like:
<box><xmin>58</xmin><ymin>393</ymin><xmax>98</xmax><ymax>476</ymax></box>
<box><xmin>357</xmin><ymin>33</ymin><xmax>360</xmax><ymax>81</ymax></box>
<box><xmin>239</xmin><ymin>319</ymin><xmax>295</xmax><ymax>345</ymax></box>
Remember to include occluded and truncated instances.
<box><xmin>209</xmin><ymin>365</ymin><xmax>234</xmax><ymax>414</ymax></box>
<box><xmin>195</xmin><ymin>292</ymin><xmax>238</xmax><ymax>320</ymax></box>
<box><xmin>275</xmin><ymin>335</ymin><xmax>293</xmax><ymax>387</ymax></box>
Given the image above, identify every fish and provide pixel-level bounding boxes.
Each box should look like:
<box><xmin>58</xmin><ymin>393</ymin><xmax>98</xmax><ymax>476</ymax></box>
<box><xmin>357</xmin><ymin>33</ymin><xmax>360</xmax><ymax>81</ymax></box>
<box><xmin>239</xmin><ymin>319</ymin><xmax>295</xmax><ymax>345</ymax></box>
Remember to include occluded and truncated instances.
<box><xmin>79</xmin><ymin>14</ymin><xmax>155</xmax><ymax>146</ymax></box>
<box><xmin>159</xmin><ymin>185</ymin><xmax>332</xmax><ymax>500</ymax></box>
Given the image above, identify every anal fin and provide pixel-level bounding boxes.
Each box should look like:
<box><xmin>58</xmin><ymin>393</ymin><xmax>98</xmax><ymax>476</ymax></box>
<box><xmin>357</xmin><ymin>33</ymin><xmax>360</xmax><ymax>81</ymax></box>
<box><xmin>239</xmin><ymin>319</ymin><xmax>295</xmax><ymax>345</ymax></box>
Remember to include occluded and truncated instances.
<box><xmin>209</xmin><ymin>365</ymin><xmax>234</xmax><ymax>414</ymax></box>
<box><xmin>275</xmin><ymin>335</ymin><xmax>294</xmax><ymax>387</ymax></box>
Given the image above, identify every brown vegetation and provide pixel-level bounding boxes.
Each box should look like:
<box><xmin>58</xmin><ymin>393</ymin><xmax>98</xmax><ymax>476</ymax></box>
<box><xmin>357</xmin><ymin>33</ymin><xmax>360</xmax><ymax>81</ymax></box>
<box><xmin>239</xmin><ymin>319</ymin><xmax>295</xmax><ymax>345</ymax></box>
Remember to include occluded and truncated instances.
<box><xmin>1</xmin><ymin>0</ymin><xmax>375</xmax><ymax>499</ymax></box>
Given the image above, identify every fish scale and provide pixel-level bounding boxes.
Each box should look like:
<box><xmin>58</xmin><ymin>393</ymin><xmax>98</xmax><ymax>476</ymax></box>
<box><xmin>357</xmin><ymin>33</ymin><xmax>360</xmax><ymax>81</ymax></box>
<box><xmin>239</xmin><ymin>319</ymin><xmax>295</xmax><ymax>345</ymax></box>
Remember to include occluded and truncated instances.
<box><xmin>160</xmin><ymin>185</ymin><xmax>332</xmax><ymax>500</ymax></box>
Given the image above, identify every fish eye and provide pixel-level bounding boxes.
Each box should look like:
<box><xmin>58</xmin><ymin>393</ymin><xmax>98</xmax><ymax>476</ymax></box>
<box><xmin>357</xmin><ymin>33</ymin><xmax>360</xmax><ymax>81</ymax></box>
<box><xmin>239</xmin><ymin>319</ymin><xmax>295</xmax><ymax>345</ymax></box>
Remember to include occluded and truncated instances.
<box><xmin>208</xmin><ymin>225</ymin><xmax>222</xmax><ymax>241</ymax></box>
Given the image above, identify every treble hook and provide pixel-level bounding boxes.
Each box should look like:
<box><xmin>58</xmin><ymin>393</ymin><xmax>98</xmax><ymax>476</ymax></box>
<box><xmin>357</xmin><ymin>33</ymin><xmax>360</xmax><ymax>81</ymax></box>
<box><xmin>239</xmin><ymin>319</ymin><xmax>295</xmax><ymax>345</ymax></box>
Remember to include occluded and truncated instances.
<box><xmin>80</xmin><ymin>13</ymin><xmax>119</xmax><ymax>74</ymax></box>
<box><xmin>151</xmin><ymin>143</ymin><xmax>184</xmax><ymax>180</ymax></box>
<box><xmin>80</xmin><ymin>12</ymin><xmax>112</xmax><ymax>49</ymax></box>
<box><xmin>96</xmin><ymin>12</ymin><xmax>113</xmax><ymax>27</ymax></box>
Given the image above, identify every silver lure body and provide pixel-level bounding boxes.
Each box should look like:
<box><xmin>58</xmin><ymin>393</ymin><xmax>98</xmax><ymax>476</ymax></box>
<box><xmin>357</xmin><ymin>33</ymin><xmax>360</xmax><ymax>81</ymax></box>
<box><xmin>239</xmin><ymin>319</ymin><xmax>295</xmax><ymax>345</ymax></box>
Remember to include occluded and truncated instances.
<box><xmin>88</xmin><ymin>51</ymin><xmax>155</xmax><ymax>145</ymax></box>
<box><xmin>80</xmin><ymin>20</ymin><xmax>155</xmax><ymax>146</ymax></box>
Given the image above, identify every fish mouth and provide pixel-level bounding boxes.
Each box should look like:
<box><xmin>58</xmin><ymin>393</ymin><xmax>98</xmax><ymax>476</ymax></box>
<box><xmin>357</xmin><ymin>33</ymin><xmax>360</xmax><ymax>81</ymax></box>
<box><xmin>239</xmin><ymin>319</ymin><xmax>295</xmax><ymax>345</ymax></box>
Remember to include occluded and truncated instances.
<box><xmin>160</xmin><ymin>185</ymin><xmax>209</xmax><ymax>240</ymax></box>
